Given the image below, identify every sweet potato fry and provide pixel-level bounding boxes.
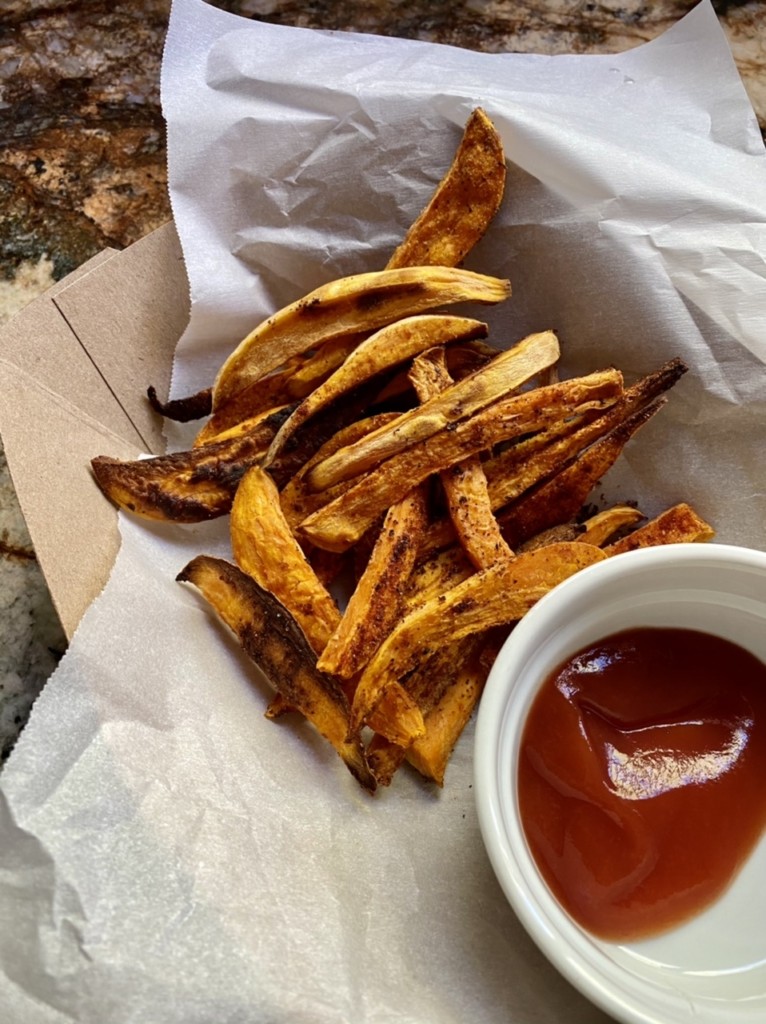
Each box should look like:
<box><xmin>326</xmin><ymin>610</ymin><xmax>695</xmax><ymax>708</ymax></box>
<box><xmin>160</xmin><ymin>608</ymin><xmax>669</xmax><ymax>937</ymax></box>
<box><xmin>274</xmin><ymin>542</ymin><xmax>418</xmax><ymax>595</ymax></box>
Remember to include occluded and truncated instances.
<box><xmin>212</xmin><ymin>266</ymin><xmax>510</xmax><ymax>410</ymax></box>
<box><xmin>307</xmin><ymin>330</ymin><xmax>560</xmax><ymax>492</ymax></box>
<box><xmin>263</xmin><ymin>314</ymin><xmax>489</xmax><ymax>466</ymax></box>
<box><xmin>366</xmin><ymin>635</ymin><xmax>483</xmax><ymax>786</ymax></box>
<box><xmin>230</xmin><ymin>464</ymin><xmax>422</xmax><ymax>742</ymax></box>
<box><xmin>497</xmin><ymin>400</ymin><xmax>666</xmax><ymax>549</ymax></box>
<box><xmin>176</xmin><ymin>554</ymin><xmax>376</xmax><ymax>793</ymax></box>
<box><xmin>604</xmin><ymin>503</ymin><xmax>714</xmax><ymax>554</ymax></box>
<box><xmin>230</xmin><ymin>466</ymin><xmax>341</xmax><ymax>655</ymax></box>
<box><xmin>147</xmin><ymin>384</ymin><xmax>212</xmax><ymax>423</ymax></box>
<box><xmin>386</xmin><ymin>108</ymin><xmax>506</xmax><ymax>270</ymax></box>
<box><xmin>195</xmin><ymin>337</ymin><xmax>362</xmax><ymax>446</ymax></box>
<box><xmin>578</xmin><ymin>505</ymin><xmax>645</xmax><ymax>547</ymax></box>
<box><xmin>349</xmin><ymin>542</ymin><xmax>607</xmax><ymax>734</ymax></box>
<box><xmin>317</xmin><ymin>484</ymin><xmax>429</xmax><ymax>679</ymax></box>
<box><xmin>279</xmin><ymin>412</ymin><xmax>399</xmax><ymax>530</ymax></box>
<box><xmin>409</xmin><ymin>345</ymin><xmax>514</xmax><ymax>569</ymax></box>
<box><xmin>299</xmin><ymin>368</ymin><xmax>623</xmax><ymax>553</ymax></box>
<box><xmin>91</xmin><ymin>407</ymin><xmax>290</xmax><ymax>522</ymax></box>
<box><xmin>403</xmin><ymin>546</ymin><xmax>475</xmax><ymax>612</ymax></box>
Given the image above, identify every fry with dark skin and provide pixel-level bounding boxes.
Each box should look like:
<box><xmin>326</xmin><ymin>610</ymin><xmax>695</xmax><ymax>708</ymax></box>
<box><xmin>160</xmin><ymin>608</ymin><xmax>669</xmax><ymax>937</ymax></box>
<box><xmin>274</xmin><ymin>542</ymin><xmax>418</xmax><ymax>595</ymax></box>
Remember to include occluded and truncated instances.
<box><xmin>299</xmin><ymin>368</ymin><xmax>623</xmax><ymax>553</ymax></box>
<box><xmin>177</xmin><ymin>555</ymin><xmax>377</xmax><ymax>793</ymax></box>
<box><xmin>91</xmin><ymin>406</ymin><xmax>291</xmax><ymax>522</ymax></box>
<box><xmin>263</xmin><ymin>315</ymin><xmax>489</xmax><ymax>467</ymax></box>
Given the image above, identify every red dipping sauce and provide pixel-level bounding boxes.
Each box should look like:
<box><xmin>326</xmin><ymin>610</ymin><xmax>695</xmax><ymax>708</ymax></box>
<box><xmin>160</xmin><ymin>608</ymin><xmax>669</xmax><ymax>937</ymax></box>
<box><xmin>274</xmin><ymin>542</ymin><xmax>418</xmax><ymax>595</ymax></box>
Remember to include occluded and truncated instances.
<box><xmin>518</xmin><ymin>627</ymin><xmax>766</xmax><ymax>942</ymax></box>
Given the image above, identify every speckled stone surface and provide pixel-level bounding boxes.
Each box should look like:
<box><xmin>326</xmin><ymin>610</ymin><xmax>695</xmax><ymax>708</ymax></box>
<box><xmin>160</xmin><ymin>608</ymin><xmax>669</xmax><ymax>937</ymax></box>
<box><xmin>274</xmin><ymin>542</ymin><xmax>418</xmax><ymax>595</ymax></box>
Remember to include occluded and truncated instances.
<box><xmin>0</xmin><ymin>0</ymin><xmax>764</xmax><ymax>760</ymax></box>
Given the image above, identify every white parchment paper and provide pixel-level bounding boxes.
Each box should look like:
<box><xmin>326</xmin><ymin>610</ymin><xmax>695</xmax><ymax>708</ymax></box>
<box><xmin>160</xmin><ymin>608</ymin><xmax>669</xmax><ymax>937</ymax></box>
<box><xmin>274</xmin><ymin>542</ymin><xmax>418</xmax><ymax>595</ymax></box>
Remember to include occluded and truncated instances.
<box><xmin>1</xmin><ymin>1</ymin><xmax>765</xmax><ymax>1021</ymax></box>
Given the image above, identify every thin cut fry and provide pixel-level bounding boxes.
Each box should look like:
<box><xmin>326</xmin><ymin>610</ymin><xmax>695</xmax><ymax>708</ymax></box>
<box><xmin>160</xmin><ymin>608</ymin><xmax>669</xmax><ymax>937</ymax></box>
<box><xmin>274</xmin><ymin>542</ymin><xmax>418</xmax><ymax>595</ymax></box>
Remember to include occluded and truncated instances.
<box><xmin>387</xmin><ymin>108</ymin><xmax>506</xmax><ymax>270</ymax></box>
<box><xmin>212</xmin><ymin>266</ymin><xmax>511</xmax><ymax>410</ymax></box>
<box><xmin>497</xmin><ymin>401</ymin><xmax>665</xmax><ymax>549</ymax></box>
<box><xmin>176</xmin><ymin>555</ymin><xmax>376</xmax><ymax>793</ymax></box>
<box><xmin>299</xmin><ymin>369</ymin><xmax>623</xmax><ymax>553</ymax></box>
<box><xmin>605</xmin><ymin>503</ymin><xmax>714</xmax><ymax>555</ymax></box>
<box><xmin>317</xmin><ymin>484</ymin><xmax>429</xmax><ymax>678</ymax></box>
<box><xmin>279</xmin><ymin>412</ymin><xmax>399</xmax><ymax>530</ymax></box>
<box><xmin>409</xmin><ymin>345</ymin><xmax>514</xmax><ymax>569</ymax></box>
<box><xmin>405</xmin><ymin>634</ymin><xmax>506</xmax><ymax>786</ymax></box>
<box><xmin>307</xmin><ymin>330</ymin><xmax>560</xmax><ymax>492</ymax></box>
<box><xmin>578</xmin><ymin>505</ymin><xmax>645</xmax><ymax>547</ymax></box>
<box><xmin>350</xmin><ymin>543</ymin><xmax>607</xmax><ymax>734</ymax></box>
<box><xmin>263</xmin><ymin>314</ymin><xmax>489</xmax><ymax>466</ymax></box>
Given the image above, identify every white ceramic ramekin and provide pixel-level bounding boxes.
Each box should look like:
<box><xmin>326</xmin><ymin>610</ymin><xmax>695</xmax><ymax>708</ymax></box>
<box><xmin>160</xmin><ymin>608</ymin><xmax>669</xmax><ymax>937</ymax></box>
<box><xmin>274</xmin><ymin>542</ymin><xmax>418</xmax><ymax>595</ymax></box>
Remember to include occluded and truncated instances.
<box><xmin>475</xmin><ymin>543</ymin><xmax>766</xmax><ymax>1024</ymax></box>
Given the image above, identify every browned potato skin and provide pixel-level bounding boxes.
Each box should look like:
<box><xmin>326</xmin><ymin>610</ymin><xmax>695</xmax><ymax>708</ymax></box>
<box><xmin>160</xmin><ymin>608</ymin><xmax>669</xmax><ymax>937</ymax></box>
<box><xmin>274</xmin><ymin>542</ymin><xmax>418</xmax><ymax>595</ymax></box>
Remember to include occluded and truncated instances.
<box><xmin>91</xmin><ymin>406</ymin><xmax>290</xmax><ymax>522</ymax></box>
<box><xmin>177</xmin><ymin>554</ymin><xmax>377</xmax><ymax>794</ymax></box>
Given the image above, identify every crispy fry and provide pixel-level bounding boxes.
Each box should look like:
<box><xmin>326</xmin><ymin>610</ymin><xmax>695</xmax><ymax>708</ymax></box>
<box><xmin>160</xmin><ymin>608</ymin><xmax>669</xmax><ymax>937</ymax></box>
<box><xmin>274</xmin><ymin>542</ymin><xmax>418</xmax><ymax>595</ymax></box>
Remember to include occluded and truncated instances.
<box><xmin>350</xmin><ymin>543</ymin><xmax>607</xmax><ymax>734</ymax></box>
<box><xmin>230</xmin><ymin>464</ymin><xmax>423</xmax><ymax>741</ymax></box>
<box><xmin>230</xmin><ymin>466</ymin><xmax>341</xmax><ymax>655</ymax></box>
<box><xmin>317</xmin><ymin>484</ymin><xmax>429</xmax><ymax>679</ymax></box>
<box><xmin>497</xmin><ymin>400</ymin><xmax>665</xmax><ymax>549</ymax></box>
<box><xmin>604</xmin><ymin>503</ymin><xmax>715</xmax><ymax>555</ymax></box>
<box><xmin>279</xmin><ymin>412</ymin><xmax>399</xmax><ymax>530</ymax></box>
<box><xmin>307</xmin><ymin>330</ymin><xmax>560</xmax><ymax>492</ymax></box>
<box><xmin>409</xmin><ymin>345</ymin><xmax>514</xmax><ymax>569</ymax></box>
<box><xmin>517</xmin><ymin>522</ymin><xmax>584</xmax><ymax>552</ymax></box>
<box><xmin>176</xmin><ymin>554</ymin><xmax>376</xmax><ymax>793</ymax></box>
<box><xmin>366</xmin><ymin>635</ymin><xmax>482</xmax><ymax>786</ymax></box>
<box><xmin>405</xmin><ymin>635</ymin><xmax>506</xmax><ymax>787</ymax></box>
<box><xmin>147</xmin><ymin>385</ymin><xmax>212</xmax><ymax>422</ymax></box>
<box><xmin>91</xmin><ymin>407</ymin><xmax>290</xmax><ymax>522</ymax></box>
<box><xmin>263</xmin><ymin>314</ymin><xmax>489</xmax><ymax>467</ymax></box>
<box><xmin>387</xmin><ymin>108</ymin><xmax>506</xmax><ymax>270</ymax></box>
<box><xmin>578</xmin><ymin>505</ymin><xmax>645</xmax><ymax>547</ymax></box>
<box><xmin>196</xmin><ymin>336</ymin><xmax>364</xmax><ymax>446</ymax></box>
<box><xmin>212</xmin><ymin>266</ymin><xmax>511</xmax><ymax>410</ymax></box>
<box><xmin>193</xmin><ymin>404</ymin><xmax>292</xmax><ymax>447</ymax></box>
<box><xmin>299</xmin><ymin>368</ymin><xmax>623</xmax><ymax>553</ymax></box>
<box><xmin>404</xmin><ymin>546</ymin><xmax>475</xmax><ymax>612</ymax></box>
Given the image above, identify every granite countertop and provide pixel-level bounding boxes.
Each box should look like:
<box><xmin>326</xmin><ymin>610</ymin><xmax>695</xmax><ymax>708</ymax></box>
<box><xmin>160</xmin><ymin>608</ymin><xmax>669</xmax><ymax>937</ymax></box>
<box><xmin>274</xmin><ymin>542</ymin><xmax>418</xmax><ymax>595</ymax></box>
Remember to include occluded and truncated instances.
<box><xmin>0</xmin><ymin>0</ymin><xmax>764</xmax><ymax>761</ymax></box>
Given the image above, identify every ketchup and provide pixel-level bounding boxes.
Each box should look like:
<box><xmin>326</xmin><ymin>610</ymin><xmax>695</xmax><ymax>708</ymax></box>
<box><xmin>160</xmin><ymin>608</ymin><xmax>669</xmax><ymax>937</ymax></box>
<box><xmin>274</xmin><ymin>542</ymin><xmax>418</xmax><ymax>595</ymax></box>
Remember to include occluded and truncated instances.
<box><xmin>518</xmin><ymin>627</ymin><xmax>766</xmax><ymax>942</ymax></box>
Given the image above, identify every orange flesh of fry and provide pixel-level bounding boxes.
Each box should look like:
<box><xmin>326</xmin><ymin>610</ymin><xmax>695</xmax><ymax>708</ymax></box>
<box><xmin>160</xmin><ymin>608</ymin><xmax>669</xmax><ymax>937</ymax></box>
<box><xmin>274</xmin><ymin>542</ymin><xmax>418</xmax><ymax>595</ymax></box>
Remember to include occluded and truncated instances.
<box><xmin>604</xmin><ymin>503</ymin><xmax>715</xmax><ymax>555</ymax></box>
<box><xmin>279</xmin><ymin>412</ymin><xmax>399</xmax><ymax>531</ymax></box>
<box><xmin>386</xmin><ymin>108</ymin><xmax>506</xmax><ymax>270</ymax></box>
<box><xmin>230</xmin><ymin>465</ymin><xmax>341</xmax><ymax>656</ymax></box>
<box><xmin>307</xmin><ymin>330</ymin><xmax>560</xmax><ymax>493</ymax></box>
<box><xmin>578</xmin><ymin>505</ymin><xmax>645</xmax><ymax>547</ymax></box>
<box><xmin>196</xmin><ymin>336</ymin><xmax>362</xmax><ymax>445</ymax></box>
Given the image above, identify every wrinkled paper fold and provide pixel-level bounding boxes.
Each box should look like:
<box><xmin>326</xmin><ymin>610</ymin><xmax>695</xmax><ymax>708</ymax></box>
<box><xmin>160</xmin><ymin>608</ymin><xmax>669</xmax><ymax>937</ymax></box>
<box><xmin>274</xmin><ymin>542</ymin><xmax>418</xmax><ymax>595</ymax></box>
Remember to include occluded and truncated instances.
<box><xmin>1</xmin><ymin>1</ymin><xmax>765</xmax><ymax>1020</ymax></box>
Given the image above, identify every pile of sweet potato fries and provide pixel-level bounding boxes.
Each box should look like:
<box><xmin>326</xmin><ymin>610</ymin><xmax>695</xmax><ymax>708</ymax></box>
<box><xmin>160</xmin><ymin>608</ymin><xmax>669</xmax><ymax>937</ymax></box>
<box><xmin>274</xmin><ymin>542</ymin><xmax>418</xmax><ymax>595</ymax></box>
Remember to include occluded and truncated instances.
<box><xmin>92</xmin><ymin>110</ymin><xmax>713</xmax><ymax>794</ymax></box>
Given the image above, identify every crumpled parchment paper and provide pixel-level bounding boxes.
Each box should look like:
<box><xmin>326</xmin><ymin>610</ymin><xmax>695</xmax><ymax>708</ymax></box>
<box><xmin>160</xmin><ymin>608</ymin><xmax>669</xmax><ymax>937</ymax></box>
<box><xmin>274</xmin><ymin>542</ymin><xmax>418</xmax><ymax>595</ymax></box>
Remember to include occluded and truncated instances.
<box><xmin>1</xmin><ymin>1</ymin><xmax>765</xmax><ymax>1021</ymax></box>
